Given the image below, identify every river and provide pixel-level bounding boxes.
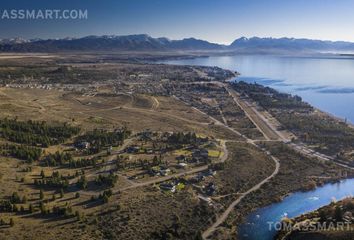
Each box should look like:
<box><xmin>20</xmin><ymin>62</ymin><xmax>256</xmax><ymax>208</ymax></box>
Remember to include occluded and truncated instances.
<box><xmin>161</xmin><ymin>54</ymin><xmax>354</xmax><ymax>123</ymax></box>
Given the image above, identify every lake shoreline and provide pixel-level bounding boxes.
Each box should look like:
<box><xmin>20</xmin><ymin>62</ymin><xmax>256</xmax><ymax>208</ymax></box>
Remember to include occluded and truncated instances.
<box><xmin>274</xmin><ymin>194</ymin><xmax>354</xmax><ymax>240</ymax></box>
<box><xmin>237</xmin><ymin>175</ymin><xmax>354</xmax><ymax>240</ymax></box>
<box><xmin>160</xmin><ymin>55</ymin><xmax>354</xmax><ymax>124</ymax></box>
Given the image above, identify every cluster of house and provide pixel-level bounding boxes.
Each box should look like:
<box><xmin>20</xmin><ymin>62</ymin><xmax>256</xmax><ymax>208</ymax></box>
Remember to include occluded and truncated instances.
<box><xmin>5</xmin><ymin>83</ymin><xmax>52</xmax><ymax>90</ymax></box>
<box><xmin>175</xmin><ymin>147</ymin><xmax>209</xmax><ymax>165</ymax></box>
<box><xmin>125</xmin><ymin>145</ymin><xmax>155</xmax><ymax>154</ymax></box>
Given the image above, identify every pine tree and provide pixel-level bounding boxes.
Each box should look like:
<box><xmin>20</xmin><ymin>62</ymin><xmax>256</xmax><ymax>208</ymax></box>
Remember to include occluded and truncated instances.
<box><xmin>103</xmin><ymin>194</ymin><xmax>109</xmax><ymax>203</ymax></box>
<box><xmin>9</xmin><ymin>218</ymin><xmax>14</xmax><ymax>227</ymax></box>
<box><xmin>39</xmin><ymin>189</ymin><xmax>44</xmax><ymax>200</ymax></box>
<box><xmin>335</xmin><ymin>205</ymin><xmax>343</xmax><ymax>221</ymax></box>
<box><xmin>75</xmin><ymin>210</ymin><xmax>81</xmax><ymax>221</ymax></box>
<box><xmin>60</xmin><ymin>188</ymin><xmax>64</xmax><ymax>198</ymax></box>
<box><xmin>12</xmin><ymin>204</ymin><xmax>18</xmax><ymax>212</ymax></box>
<box><xmin>40</xmin><ymin>202</ymin><xmax>46</xmax><ymax>215</ymax></box>
<box><xmin>40</xmin><ymin>169</ymin><xmax>45</xmax><ymax>179</ymax></box>
<box><xmin>29</xmin><ymin>203</ymin><xmax>34</xmax><ymax>213</ymax></box>
<box><xmin>194</xmin><ymin>231</ymin><xmax>203</xmax><ymax>240</ymax></box>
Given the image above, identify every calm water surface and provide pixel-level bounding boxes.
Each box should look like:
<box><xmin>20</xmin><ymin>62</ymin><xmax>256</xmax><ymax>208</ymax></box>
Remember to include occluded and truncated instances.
<box><xmin>162</xmin><ymin>55</ymin><xmax>354</xmax><ymax>123</ymax></box>
<box><xmin>238</xmin><ymin>179</ymin><xmax>354</xmax><ymax>240</ymax></box>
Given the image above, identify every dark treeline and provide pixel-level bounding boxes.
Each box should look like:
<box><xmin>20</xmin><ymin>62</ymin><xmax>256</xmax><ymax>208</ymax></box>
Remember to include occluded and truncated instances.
<box><xmin>69</xmin><ymin>158</ymin><xmax>98</xmax><ymax>168</ymax></box>
<box><xmin>43</xmin><ymin>151</ymin><xmax>73</xmax><ymax>167</ymax></box>
<box><xmin>0</xmin><ymin>118</ymin><xmax>80</xmax><ymax>147</ymax></box>
<box><xmin>34</xmin><ymin>171</ymin><xmax>70</xmax><ymax>189</ymax></box>
<box><xmin>232</xmin><ymin>81</ymin><xmax>312</xmax><ymax>110</ymax></box>
<box><xmin>0</xmin><ymin>143</ymin><xmax>42</xmax><ymax>162</ymax></box>
<box><xmin>278</xmin><ymin>114</ymin><xmax>354</xmax><ymax>155</ymax></box>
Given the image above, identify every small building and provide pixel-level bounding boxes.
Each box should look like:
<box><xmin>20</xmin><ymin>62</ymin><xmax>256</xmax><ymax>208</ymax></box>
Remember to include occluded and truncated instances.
<box><xmin>204</xmin><ymin>182</ymin><xmax>217</xmax><ymax>196</ymax></box>
<box><xmin>126</xmin><ymin>146</ymin><xmax>140</xmax><ymax>153</ymax></box>
<box><xmin>149</xmin><ymin>166</ymin><xmax>161</xmax><ymax>176</ymax></box>
<box><xmin>75</xmin><ymin>141</ymin><xmax>90</xmax><ymax>150</ymax></box>
<box><xmin>160</xmin><ymin>183</ymin><xmax>176</xmax><ymax>193</ymax></box>
<box><xmin>160</xmin><ymin>168</ymin><xmax>171</xmax><ymax>176</ymax></box>
<box><xmin>178</xmin><ymin>163</ymin><xmax>188</xmax><ymax>169</ymax></box>
<box><xmin>146</xmin><ymin>149</ymin><xmax>154</xmax><ymax>154</ymax></box>
<box><xmin>176</xmin><ymin>155</ymin><xmax>187</xmax><ymax>162</ymax></box>
<box><xmin>198</xmin><ymin>195</ymin><xmax>213</xmax><ymax>206</ymax></box>
<box><xmin>205</xmin><ymin>169</ymin><xmax>217</xmax><ymax>177</ymax></box>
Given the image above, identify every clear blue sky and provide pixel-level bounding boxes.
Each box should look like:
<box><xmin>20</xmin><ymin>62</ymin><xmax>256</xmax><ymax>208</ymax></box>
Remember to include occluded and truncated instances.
<box><xmin>1</xmin><ymin>0</ymin><xmax>354</xmax><ymax>44</ymax></box>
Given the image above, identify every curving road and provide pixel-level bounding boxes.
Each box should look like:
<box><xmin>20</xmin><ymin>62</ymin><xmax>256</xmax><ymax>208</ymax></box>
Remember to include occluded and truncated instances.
<box><xmin>202</xmin><ymin>155</ymin><xmax>280</xmax><ymax>239</ymax></box>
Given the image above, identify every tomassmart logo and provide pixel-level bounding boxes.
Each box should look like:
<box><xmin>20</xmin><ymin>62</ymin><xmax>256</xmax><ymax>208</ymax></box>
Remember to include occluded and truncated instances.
<box><xmin>0</xmin><ymin>9</ymin><xmax>88</xmax><ymax>20</ymax></box>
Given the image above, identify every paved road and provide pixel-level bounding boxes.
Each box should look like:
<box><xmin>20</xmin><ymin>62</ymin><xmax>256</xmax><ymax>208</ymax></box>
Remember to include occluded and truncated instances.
<box><xmin>222</xmin><ymin>82</ymin><xmax>354</xmax><ymax>170</ymax></box>
<box><xmin>225</xmin><ymin>85</ymin><xmax>285</xmax><ymax>141</ymax></box>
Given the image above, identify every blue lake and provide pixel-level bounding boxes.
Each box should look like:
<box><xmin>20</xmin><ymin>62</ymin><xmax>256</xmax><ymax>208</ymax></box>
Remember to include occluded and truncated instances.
<box><xmin>238</xmin><ymin>179</ymin><xmax>354</xmax><ymax>240</ymax></box>
<box><xmin>161</xmin><ymin>55</ymin><xmax>354</xmax><ymax>123</ymax></box>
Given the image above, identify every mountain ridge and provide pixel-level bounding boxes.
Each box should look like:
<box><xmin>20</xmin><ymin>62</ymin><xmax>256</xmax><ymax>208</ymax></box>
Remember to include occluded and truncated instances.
<box><xmin>1</xmin><ymin>34</ymin><xmax>354</xmax><ymax>53</ymax></box>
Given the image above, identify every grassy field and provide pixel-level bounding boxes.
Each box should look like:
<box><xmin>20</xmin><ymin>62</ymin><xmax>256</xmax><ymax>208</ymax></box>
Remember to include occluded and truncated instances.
<box><xmin>0</xmin><ymin>86</ymin><xmax>242</xmax><ymax>240</ymax></box>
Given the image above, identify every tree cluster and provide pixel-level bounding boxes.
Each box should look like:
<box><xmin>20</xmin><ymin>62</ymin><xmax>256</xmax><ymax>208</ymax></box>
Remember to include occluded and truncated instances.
<box><xmin>75</xmin><ymin>128</ymin><xmax>131</xmax><ymax>154</ymax></box>
<box><xmin>95</xmin><ymin>173</ymin><xmax>118</xmax><ymax>188</ymax></box>
<box><xmin>43</xmin><ymin>151</ymin><xmax>73</xmax><ymax>166</ymax></box>
<box><xmin>0</xmin><ymin>118</ymin><xmax>80</xmax><ymax>147</ymax></box>
<box><xmin>34</xmin><ymin>171</ymin><xmax>70</xmax><ymax>189</ymax></box>
<box><xmin>0</xmin><ymin>144</ymin><xmax>42</xmax><ymax>162</ymax></box>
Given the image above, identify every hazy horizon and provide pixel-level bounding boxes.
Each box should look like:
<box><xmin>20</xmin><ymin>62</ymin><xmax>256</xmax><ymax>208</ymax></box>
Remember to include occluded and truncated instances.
<box><xmin>4</xmin><ymin>34</ymin><xmax>354</xmax><ymax>46</ymax></box>
<box><xmin>1</xmin><ymin>0</ymin><xmax>354</xmax><ymax>44</ymax></box>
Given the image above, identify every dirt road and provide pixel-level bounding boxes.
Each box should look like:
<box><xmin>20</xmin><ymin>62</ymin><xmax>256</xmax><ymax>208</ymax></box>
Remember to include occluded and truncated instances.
<box><xmin>202</xmin><ymin>154</ymin><xmax>280</xmax><ymax>239</ymax></box>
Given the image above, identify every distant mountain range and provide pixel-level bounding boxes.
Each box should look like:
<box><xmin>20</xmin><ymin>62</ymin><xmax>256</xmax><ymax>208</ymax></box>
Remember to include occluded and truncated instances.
<box><xmin>229</xmin><ymin>37</ymin><xmax>354</xmax><ymax>53</ymax></box>
<box><xmin>1</xmin><ymin>34</ymin><xmax>354</xmax><ymax>53</ymax></box>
